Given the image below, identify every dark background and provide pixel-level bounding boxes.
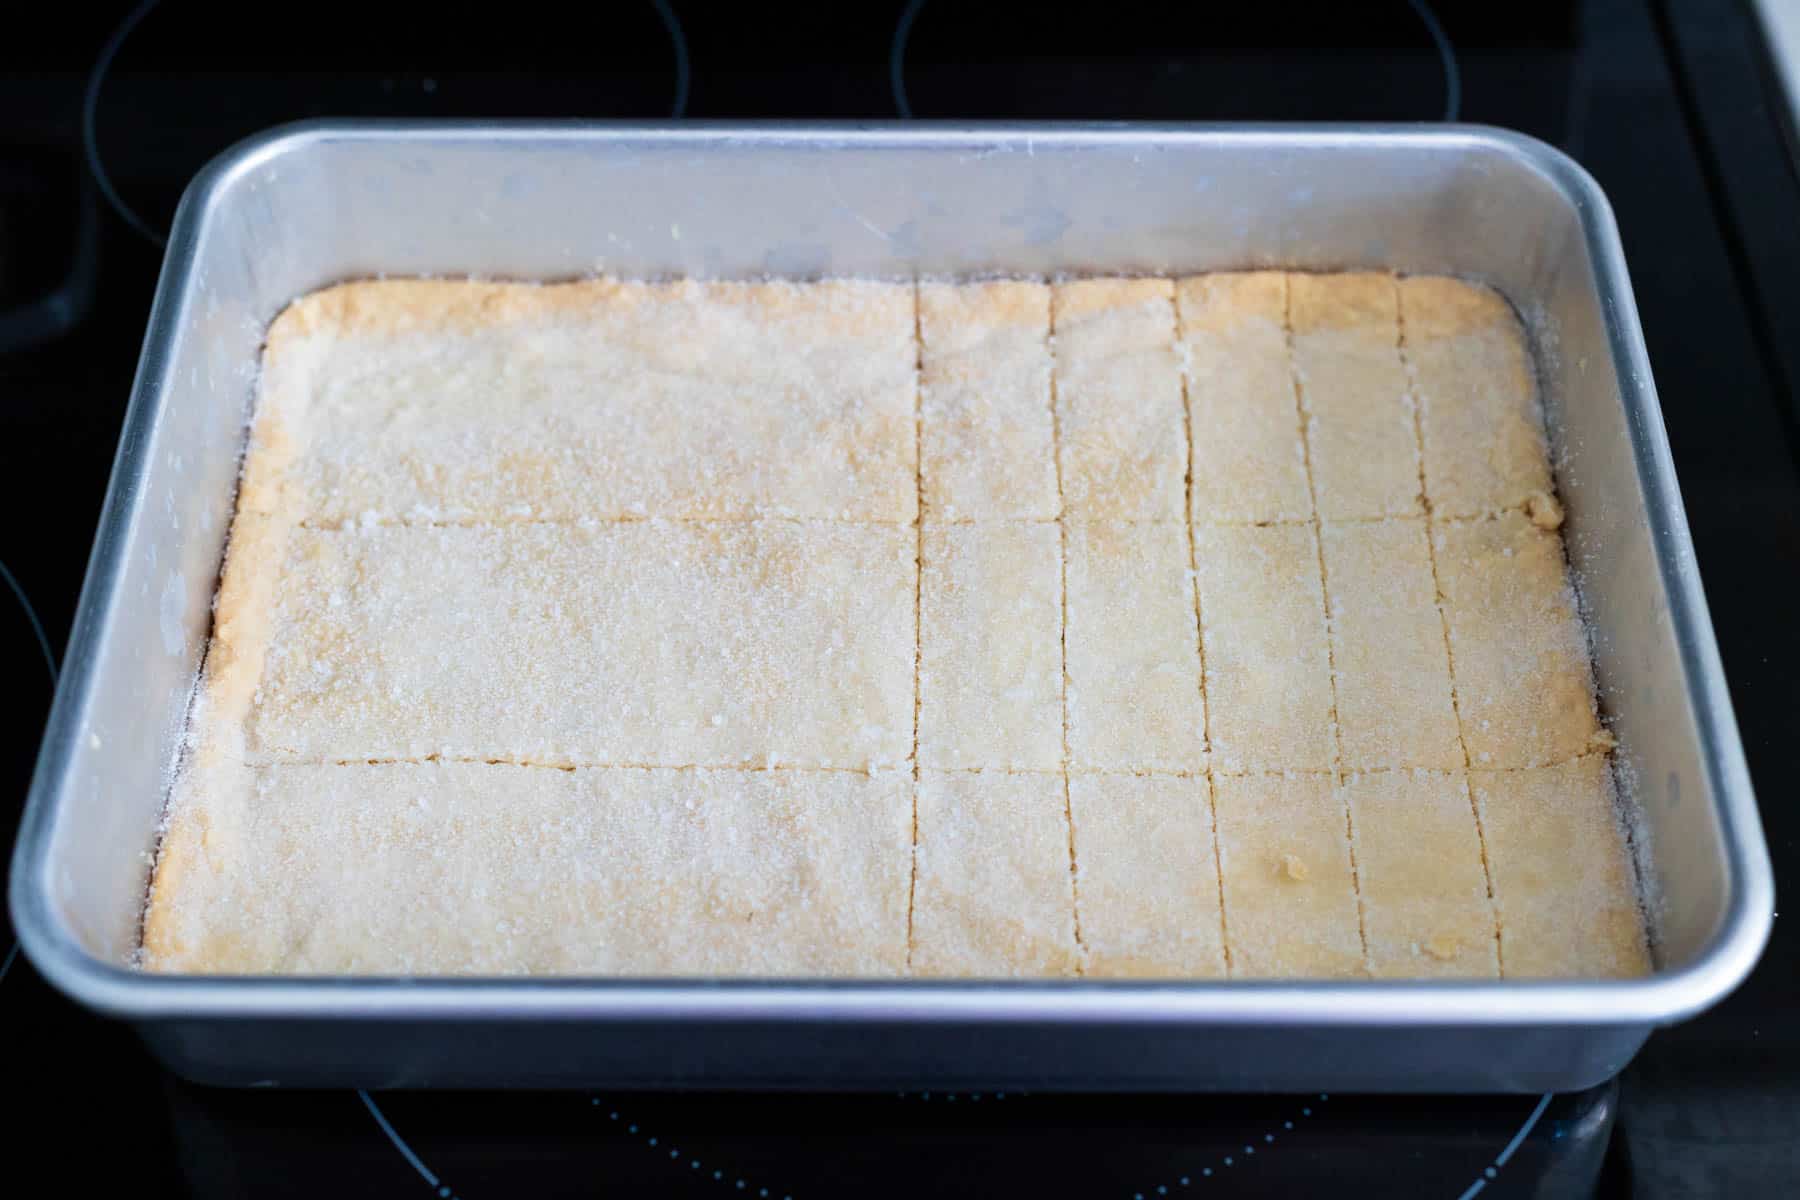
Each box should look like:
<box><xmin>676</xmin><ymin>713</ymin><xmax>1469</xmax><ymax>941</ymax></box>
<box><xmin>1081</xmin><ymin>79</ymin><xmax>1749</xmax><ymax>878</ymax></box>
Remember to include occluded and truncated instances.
<box><xmin>1</xmin><ymin>1</ymin><xmax>1795</xmax><ymax>1196</ymax></box>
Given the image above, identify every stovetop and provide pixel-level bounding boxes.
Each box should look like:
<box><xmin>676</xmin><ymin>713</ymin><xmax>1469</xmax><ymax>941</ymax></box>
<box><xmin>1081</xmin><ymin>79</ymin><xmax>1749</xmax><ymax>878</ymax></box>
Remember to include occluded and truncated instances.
<box><xmin>2</xmin><ymin>2</ymin><xmax>1796</xmax><ymax>1197</ymax></box>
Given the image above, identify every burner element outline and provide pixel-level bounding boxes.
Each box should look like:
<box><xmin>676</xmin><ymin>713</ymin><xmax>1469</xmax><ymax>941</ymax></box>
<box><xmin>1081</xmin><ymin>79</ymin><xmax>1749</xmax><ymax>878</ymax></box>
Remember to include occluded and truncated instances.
<box><xmin>83</xmin><ymin>0</ymin><xmax>691</xmax><ymax>248</ymax></box>
<box><xmin>891</xmin><ymin>0</ymin><xmax>1462</xmax><ymax>121</ymax></box>
<box><xmin>360</xmin><ymin>1090</ymin><xmax>460</xmax><ymax>1199</ymax></box>
<box><xmin>1453</xmin><ymin>1092</ymin><xmax>1553</xmax><ymax>1200</ymax></box>
<box><xmin>0</xmin><ymin>554</ymin><xmax>56</xmax><ymax>991</ymax></box>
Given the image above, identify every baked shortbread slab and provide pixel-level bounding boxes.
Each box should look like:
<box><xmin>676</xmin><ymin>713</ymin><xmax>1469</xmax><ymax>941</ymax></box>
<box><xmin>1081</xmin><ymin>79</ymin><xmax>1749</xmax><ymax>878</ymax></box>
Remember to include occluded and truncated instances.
<box><xmin>1051</xmin><ymin>278</ymin><xmax>1187</xmax><ymax>521</ymax></box>
<box><xmin>233</xmin><ymin>520</ymin><xmax>915</xmax><ymax>771</ymax></box>
<box><xmin>1473</xmin><ymin>758</ymin><xmax>1651</xmax><ymax>978</ymax></box>
<box><xmin>1400</xmin><ymin>275</ymin><xmax>1554</xmax><ymax>520</ymax></box>
<box><xmin>1433</xmin><ymin>512</ymin><xmax>1607</xmax><ymax>768</ymax></box>
<box><xmin>1213</xmin><ymin>773</ymin><xmax>1365</xmax><ymax>979</ymax></box>
<box><xmin>909</xmin><ymin>770</ymin><xmax>1081</xmax><ymax>977</ymax></box>
<box><xmin>918</xmin><ymin>521</ymin><xmax>1063</xmax><ymax>770</ymax></box>
<box><xmin>1344</xmin><ymin>770</ymin><xmax>1500</xmax><ymax>980</ymax></box>
<box><xmin>1177</xmin><ymin>271</ymin><xmax>1311</xmax><ymax>524</ymax></box>
<box><xmin>1069</xmin><ymin>773</ymin><xmax>1227</xmax><ymax>978</ymax></box>
<box><xmin>918</xmin><ymin>281</ymin><xmax>1059</xmax><ymax>521</ymax></box>
<box><xmin>1289</xmin><ymin>272</ymin><xmax>1422</xmax><ymax>521</ymax></box>
<box><xmin>145</xmin><ymin>761</ymin><xmax>912</xmax><ymax>975</ymax></box>
<box><xmin>145</xmin><ymin>272</ymin><xmax>1650</xmax><ymax>982</ymax></box>
<box><xmin>1063</xmin><ymin>520</ymin><xmax>1207</xmax><ymax>773</ymax></box>
<box><xmin>1192</xmin><ymin>523</ymin><xmax>1335</xmax><ymax>773</ymax></box>
<box><xmin>1321</xmin><ymin>519</ymin><xmax>1463</xmax><ymax>771</ymax></box>
<box><xmin>249</xmin><ymin>278</ymin><xmax>919</xmax><ymax>526</ymax></box>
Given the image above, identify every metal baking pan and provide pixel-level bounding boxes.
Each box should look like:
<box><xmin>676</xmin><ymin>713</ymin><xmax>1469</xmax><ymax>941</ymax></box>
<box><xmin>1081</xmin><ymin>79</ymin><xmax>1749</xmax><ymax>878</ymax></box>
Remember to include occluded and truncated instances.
<box><xmin>8</xmin><ymin>121</ymin><xmax>1773</xmax><ymax>1092</ymax></box>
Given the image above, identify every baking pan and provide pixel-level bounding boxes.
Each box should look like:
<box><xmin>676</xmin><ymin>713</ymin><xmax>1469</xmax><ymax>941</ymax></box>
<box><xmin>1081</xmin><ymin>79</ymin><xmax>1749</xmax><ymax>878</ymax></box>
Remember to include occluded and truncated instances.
<box><xmin>7</xmin><ymin>121</ymin><xmax>1773</xmax><ymax>1091</ymax></box>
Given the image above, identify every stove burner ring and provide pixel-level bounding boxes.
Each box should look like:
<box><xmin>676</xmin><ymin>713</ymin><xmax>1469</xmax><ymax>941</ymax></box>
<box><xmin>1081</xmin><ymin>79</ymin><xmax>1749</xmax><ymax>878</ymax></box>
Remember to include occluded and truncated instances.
<box><xmin>1405</xmin><ymin>0</ymin><xmax>1461</xmax><ymax>121</ymax></box>
<box><xmin>0</xmin><ymin>553</ymin><xmax>58</xmax><ymax>991</ymax></box>
<box><xmin>82</xmin><ymin>0</ymin><xmax>692</xmax><ymax>249</ymax></box>
<box><xmin>658</xmin><ymin>0</ymin><xmax>692</xmax><ymax>118</ymax></box>
<box><xmin>360</xmin><ymin>1091</ymin><xmax>460</xmax><ymax>1200</ymax></box>
<box><xmin>358</xmin><ymin>1088</ymin><xmax>1557</xmax><ymax>1198</ymax></box>
<box><xmin>1453</xmin><ymin>1093</ymin><xmax>1553</xmax><ymax>1200</ymax></box>
<box><xmin>82</xmin><ymin>0</ymin><xmax>163</xmax><ymax>248</ymax></box>
<box><xmin>890</xmin><ymin>0</ymin><xmax>1462</xmax><ymax>121</ymax></box>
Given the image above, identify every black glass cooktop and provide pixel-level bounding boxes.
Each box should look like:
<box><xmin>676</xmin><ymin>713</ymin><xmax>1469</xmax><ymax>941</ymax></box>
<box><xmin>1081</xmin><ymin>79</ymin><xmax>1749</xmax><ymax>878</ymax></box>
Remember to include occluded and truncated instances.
<box><xmin>3</xmin><ymin>2</ymin><xmax>1796</xmax><ymax>1197</ymax></box>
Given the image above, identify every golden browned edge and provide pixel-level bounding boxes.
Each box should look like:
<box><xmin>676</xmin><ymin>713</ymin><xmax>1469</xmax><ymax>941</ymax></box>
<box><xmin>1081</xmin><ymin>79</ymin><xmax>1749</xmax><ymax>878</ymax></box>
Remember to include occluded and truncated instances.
<box><xmin>250</xmin><ymin>273</ymin><xmax>1503</xmax><ymax>350</ymax></box>
<box><xmin>1174</xmin><ymin>271</ymin><xmax>1286</xmax><ymax>337</ymax></box>
<box><xmin>140</xmin><ymin>518</ymin><xmax>296</xmax><ymax>966</ymax></box>
<box><xmin>263</xmin><ymin>276</ymin><xmax>915</xmax><ymax>349</ymax></box>
<box><xmin>1051</xmin><ymin>276</ymin><xmax>1173</xmax><ymax>322</ymax></box>
<box><xmin>137</xmin><ymin>788</ymin><xmax>201</xmax><ymax>965</ymax></box>
<box><xmin>141</xmin><ymin>272</ymin><xmax>1647</xmax><ymax>979</ymax></box>
<box><xmin>1590</xmin><ymin>758</ymin><xmax>1656</xmax><ymax>973</ymax></box>
<box><xmin>1288</xmin><ymin>271</ymin><xmax>1399</xmax><ymax>334</ymax></box>
<box><xmin>142</xmin><ymin>284</ymin><xmax>358</xmax><ymax>966</ymax></box>
<box><xmin>919</xmin><ymin>278</ymin><xmax>1052</xmax><ymax>345</ymax></box>
<box><xmin>1394</xmin><ymin>274</ymin><xmax>1517</xmax><ymax>341</ymax></box>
